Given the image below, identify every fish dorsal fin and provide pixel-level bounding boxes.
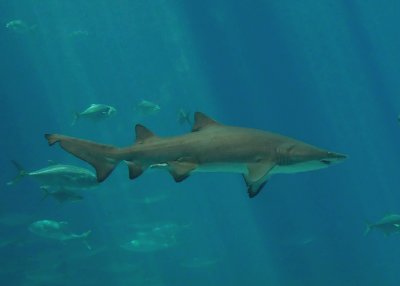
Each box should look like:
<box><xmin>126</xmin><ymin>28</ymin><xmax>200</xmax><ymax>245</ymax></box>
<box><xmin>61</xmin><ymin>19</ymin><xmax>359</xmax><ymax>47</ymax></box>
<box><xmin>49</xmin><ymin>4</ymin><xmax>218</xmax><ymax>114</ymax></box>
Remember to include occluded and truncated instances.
<box><xmin>192</xmin><ymin>112</ymin><xmax>220</xmax><ymax>132</ymax></box>
<box><xmin>135</xmin><ymin>124</ymin><xmax>157</xmax><ymax>143</ymax></box>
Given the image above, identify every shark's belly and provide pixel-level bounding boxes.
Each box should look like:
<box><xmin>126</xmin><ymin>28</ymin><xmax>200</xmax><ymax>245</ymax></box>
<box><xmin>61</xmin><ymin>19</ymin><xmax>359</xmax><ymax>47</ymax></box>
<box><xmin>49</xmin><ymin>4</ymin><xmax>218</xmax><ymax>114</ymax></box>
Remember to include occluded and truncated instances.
<box><xmin>197</xmin><ymin>163</ymin><xmax>323</xmax><ymax>175</ymax></box>
<box><xmin>271</xmin><ymin>161</ymin><xmax>329</xmax><ymax>174</ymax></box>
<box><xmin>194</xmin><ymin>163</ymin><xmax>247</xmax><ymax>174</ymax></box>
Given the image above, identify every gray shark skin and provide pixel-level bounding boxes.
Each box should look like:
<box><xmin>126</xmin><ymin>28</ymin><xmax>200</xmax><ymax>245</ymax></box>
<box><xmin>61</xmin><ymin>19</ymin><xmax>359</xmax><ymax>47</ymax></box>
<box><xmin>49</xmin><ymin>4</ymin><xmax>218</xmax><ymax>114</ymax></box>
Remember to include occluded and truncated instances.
<box><xmin>44</xmin><ymin>112</ymin><xmax>347</xmax><ymax>198</ymax></box>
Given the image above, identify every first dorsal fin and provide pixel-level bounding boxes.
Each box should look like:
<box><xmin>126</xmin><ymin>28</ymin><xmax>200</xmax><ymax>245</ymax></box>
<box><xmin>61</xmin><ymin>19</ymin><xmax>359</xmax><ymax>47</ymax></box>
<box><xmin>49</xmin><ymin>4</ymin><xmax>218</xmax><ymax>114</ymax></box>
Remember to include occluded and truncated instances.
<box><xmin>192</xmin><ymin>112</ymin><xmax>220</xmax><ymax>132</ymax></box>
<box><xmin>135</xmin><ymin>124</ymin><xmax>157</xmax><ymax>143</ymax></box>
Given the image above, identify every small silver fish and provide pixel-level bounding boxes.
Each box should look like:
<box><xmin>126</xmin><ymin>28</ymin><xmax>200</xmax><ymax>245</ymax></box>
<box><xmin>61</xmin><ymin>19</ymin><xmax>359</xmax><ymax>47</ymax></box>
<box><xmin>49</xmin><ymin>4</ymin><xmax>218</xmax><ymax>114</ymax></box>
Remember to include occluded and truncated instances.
<box><xmin>136</xmin><ymin>100</ymin><xmax>160</xmax><ymax>115</ymax></box>
<box><xmin>365</xmin><ymin>214</ymin><xmax>400</xmax><ymax>236</ymax></box>
<box><xmin>72</xmin><ymin>104</ymin><xmax>116</xmax><ymax>126</ymax></box>
<box><xmin>41</xmin><ymin>187</ymin><xmax>83</xmax><ymax>203</ymax></box>
<box><xmin>29</xmin><ymin>220</ymin><xmax>91</xmax><ymax>249</ymax></box>
<box><xmin>7</xmin><ymin>161</ymin><xmax>98</xmax><ymax>190</ymax></box>
<box><xmin>5</xmin><ymin>20</ymin><xmax>35</xmax><ymax>33</ymax></box>
<box><xmin>120</xmin><ymin>238</ymin><xmax>175</xmax><ymax>253</ymax></box>
<box><xmin>120</xmin><ymin>222</ymin><xmax>188</xmax><ymax>252</ymax></box>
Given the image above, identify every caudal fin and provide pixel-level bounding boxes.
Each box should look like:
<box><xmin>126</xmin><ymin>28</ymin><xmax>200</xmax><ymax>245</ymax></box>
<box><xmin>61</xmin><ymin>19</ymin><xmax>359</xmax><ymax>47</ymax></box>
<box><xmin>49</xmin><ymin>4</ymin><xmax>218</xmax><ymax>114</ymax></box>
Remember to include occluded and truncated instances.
<box><xmin>364</xmin><ymin>222</ymin><xmax>372</xmax><ymax>236</ymax></box>
<box><xmin>7</xmin><ymin>160</ymin><xmax>28</xmax><ymax>186</ymax></box>
<box><xmin>80</xmin><ymin>230</ymin><xmax>92</xmax><ymax>250</ymax></box>
<box><xmin>70</xmin><ymin>230</ymin><xmax>92</xmax><ymax>250</ymax></box>
<box><xmin>40</xmin><ymin>186</ymin><xmax>50</xmax><ymax>201</ymax></box>
<box><xmin>75</xmin><ymin>230</ymin><xmax>91</xmax><ymax>241</ymax></box>
<box><xmin>44</xmin><ymin>134</ymin><xmax>120</xmax><ymax>182</ymax></box>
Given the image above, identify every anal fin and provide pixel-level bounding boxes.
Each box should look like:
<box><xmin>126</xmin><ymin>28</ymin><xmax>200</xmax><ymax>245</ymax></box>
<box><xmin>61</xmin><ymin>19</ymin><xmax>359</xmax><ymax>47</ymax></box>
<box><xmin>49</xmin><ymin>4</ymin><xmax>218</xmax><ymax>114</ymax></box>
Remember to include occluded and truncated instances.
<box><xmin>168</xmin><ymin>161</ymin><xmax>197</xmax><ymax>182</ymax></box>
<box><xmin>126</xmin><ymin>161</ymin><xmax>144</xmax><ymax>180</ymax></box>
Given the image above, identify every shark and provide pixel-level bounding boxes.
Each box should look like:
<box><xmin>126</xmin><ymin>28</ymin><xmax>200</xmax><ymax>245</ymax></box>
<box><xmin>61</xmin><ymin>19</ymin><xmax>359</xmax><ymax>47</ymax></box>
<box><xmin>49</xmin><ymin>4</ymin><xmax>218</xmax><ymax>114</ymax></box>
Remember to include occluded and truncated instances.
<box><xmin>44</xmin><ymin>112</ymin><xmax>347</xmax><ymax>198</ymax></box>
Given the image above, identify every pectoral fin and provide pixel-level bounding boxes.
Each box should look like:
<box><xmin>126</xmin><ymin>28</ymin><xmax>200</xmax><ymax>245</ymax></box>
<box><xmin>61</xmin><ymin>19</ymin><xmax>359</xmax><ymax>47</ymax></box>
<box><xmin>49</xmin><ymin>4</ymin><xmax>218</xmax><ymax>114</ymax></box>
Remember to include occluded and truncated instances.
<box><xmin>243</xmin><ymin>162</ymin><xmax>275</xmax><ymax>198</ymax></box>
<box><xmin>168</xmin><ymin>160</ymin><xmax>198</xmax><ymax>182</ymax></box>
<box><xmin>246</xmin><ymin>180</ymin><xmax>269</xmax><ymax>198</ymax></box>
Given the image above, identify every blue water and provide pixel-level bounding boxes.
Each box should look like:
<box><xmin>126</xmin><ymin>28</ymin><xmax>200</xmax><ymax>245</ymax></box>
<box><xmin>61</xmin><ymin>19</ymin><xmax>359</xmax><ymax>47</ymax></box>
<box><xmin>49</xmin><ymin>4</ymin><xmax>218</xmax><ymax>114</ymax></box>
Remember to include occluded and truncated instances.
<box><xmin>1</xmin><ymin>1</ymin><xmax>400</xmax><ymax>285</ymax></box>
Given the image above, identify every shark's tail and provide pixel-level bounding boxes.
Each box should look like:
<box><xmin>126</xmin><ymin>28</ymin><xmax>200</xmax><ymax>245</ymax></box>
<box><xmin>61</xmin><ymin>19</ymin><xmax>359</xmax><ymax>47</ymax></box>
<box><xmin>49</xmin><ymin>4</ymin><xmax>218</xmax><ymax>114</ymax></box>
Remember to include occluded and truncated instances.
<box><xmin>7</xmin><ymin>160</ymin><xmax>28</xmax><ymax>186</ymax></box>
<box><xmin>44</xmin><ymin>134</ymin><xmax>121</xmax><ymax>182</ymax></box>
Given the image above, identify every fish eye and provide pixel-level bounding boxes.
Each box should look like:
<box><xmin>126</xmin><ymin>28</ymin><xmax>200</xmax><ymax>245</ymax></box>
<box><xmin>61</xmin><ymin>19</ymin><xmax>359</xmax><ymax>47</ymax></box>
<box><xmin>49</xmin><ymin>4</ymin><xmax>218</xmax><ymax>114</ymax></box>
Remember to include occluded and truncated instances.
<box><xmin>320</xmin><ymin>159</ymin><xmax>331</xmax><ymax>165</ymax></box>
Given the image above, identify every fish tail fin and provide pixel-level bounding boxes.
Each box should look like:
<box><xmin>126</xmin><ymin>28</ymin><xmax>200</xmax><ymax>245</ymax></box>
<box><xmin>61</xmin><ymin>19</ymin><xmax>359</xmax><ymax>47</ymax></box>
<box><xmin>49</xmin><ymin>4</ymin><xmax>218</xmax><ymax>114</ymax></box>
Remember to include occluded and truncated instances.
<box><xmin>81</xmin><ymin>230</ymin><xmax>92</xmax><ymax>238</ymax></box>
<box><xmin>44</xmin><ymin>134</ymin><xmax>120</xmax><ymax>182</ymax></box>
<box><xmin>178</xmin><ymin>110</ymin><xmax>192</xmax><ymax>127</ymax></box>
<box><xmin>71</xmin><ymin>112</ymin><xmax>80</xmax><ymax>126</ymax></box>
<box><xmin>7</xmin><ymin>160</ymin><xmax>28</xmax><ymax>186</ymax></box>
<box><xmin>364</xmin><ymin>221</ymin><xmax>372</xmax><ymax>236</ymax></box>
<box><xmin>80</xmin><ymin>230</ymin><xmax>92</xmax><ymax>250</ymax></box>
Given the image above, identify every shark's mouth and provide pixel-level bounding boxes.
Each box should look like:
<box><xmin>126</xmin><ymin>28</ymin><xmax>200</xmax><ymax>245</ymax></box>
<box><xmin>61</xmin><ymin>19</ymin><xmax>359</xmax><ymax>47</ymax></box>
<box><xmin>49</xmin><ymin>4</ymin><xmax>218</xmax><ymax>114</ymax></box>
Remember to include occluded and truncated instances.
<box><xmin>321</xmin><ymin>152</ymin><xmax>347</xmax><ymax>165</ymax></box>
<box><xmin>320</xmin><ymin>159</ymin><xmax>332</xmax><ymax>165</ymax></box>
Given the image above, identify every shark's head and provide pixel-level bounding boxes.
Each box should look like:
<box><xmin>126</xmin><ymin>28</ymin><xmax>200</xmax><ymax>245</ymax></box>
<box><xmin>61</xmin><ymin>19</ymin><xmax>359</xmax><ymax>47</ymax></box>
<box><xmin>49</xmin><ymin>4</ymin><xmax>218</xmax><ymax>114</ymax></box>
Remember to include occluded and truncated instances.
<box><xmin>275</xmin><ymin>142</ymin><xmax>347</xmax><ymax>174</ymax></box>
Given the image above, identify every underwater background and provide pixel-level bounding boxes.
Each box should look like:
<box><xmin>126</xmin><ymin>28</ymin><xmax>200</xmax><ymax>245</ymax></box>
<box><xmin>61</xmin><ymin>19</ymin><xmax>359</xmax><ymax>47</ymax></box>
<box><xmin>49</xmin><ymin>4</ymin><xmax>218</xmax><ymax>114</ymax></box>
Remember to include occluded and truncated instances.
<box><xmin>1</xmin><ymin>1</ymin><xmax>400</xmax><ymax>285</ymax></box>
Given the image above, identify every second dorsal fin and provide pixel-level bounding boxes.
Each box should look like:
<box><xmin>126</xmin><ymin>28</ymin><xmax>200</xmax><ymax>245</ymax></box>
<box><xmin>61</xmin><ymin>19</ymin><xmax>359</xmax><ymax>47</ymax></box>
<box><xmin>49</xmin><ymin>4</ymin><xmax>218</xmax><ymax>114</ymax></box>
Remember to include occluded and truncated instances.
<box><xmin>192</xmin><ymin>112</ymin><xmax>220</xmax><ymax>132</ymax></box>
<box><xmin>135</xmin><ymin>124</ymin><xmax>157</xmax><ymax>143</ymax></box>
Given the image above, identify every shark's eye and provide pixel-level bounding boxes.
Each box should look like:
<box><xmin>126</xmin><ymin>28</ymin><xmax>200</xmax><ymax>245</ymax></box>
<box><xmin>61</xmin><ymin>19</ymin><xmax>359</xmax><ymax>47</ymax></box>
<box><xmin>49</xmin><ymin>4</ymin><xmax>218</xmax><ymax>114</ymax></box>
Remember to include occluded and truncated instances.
<box><xmin>320</xmin><ymin>159</ymin><xmax>331</xmax><ymax>165</ymax></box>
